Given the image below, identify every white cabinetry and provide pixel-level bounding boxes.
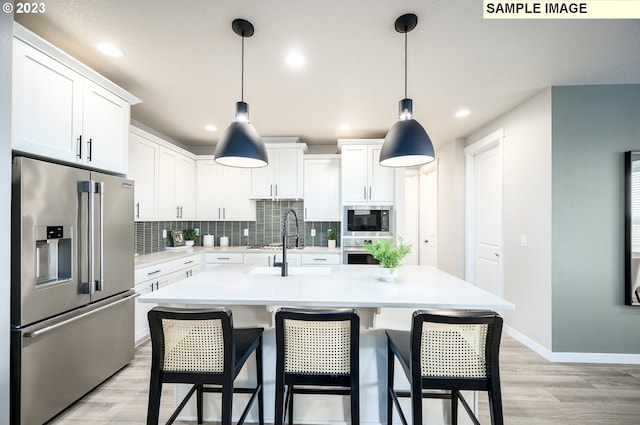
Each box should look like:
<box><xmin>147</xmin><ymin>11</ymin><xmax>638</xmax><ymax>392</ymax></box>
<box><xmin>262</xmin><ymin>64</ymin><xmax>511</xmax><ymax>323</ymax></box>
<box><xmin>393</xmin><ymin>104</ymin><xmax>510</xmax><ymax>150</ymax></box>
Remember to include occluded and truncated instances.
<box><xmin>134</xmin><ymin>254</ymin><xmax>201</xmax><ymax>344</ymax></box>
<box><xmin>339</xmin><ymin>140</ymin><xmax>394</xmax><ymax>204</ymax></box>
<box><xmin>251</xmin><ymin>144</ymin><xmax>307</xmax><ymax>199</ymax></box>
<box><xmin>130</xmin><ymin>131</ymin><xmax>158</xmax><ymax>221</ymax></box>
<box><xmin>196</xmin><ymin>158</ymin><xmax>256</xmax><ymax>221</ymax></box>
<box><xmin>204</xmin><ymin>253</ymin><xmax>244</xmax><ymax>270</ymax></box>
<box><xmin>303</xmin><ymin>156</ymin><xmax>341</xmax><ymax>221</ymax></box>
<box><xmin>300</xmin><ymin>253</ymin><xmax>341</xmax><ymax>265</ymax></box>
<box><xmin>244</xmin><ymin>252</ymin><xmax>301</xmax><ymax>267</ymax></box>
<box><xmin>12</xmin><ymin>31</ymin><xmax>138</xmax><ymax>174</ymax></box>
<box><xmin>157</xmin><ymin>146</ymin><xmax>196</xmax><ymax>220</ymax></box>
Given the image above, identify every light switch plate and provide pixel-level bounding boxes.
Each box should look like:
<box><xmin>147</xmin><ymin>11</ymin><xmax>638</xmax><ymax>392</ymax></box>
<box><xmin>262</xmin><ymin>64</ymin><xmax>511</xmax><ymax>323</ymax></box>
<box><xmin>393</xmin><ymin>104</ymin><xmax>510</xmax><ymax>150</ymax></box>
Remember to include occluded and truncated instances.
<box><xmin>311</xmin><ymin>229</ymin><xmax>316</xmax><ymax>237</ymax></box>
<box><xmin>162</xmin><ymin>229</ymin><xmax>167</xmax><ymax>239</ymax></box>
<box><xmin>244</xmin><ymin>228</ymin><xmax>249</xmax><ymax>236</ymax></box>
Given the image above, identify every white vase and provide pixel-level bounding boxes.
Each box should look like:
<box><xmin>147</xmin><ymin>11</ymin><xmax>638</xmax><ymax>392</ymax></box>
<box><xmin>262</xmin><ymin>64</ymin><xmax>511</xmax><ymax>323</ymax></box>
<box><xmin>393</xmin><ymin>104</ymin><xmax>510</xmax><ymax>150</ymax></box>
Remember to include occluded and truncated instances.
<box><xmin>185</xmin><ymin>240</ymin><xmax>194</xmax><ymax>247</ymax></box>
<box><xmin>378</xmin><ymin>267</ymin><xmax>398</xmax><ymax>282</ymax></box>
<box><xmin>328</xmin><ymin>239</ymin><xmax>336</xmax><ymax>249</ymax></box>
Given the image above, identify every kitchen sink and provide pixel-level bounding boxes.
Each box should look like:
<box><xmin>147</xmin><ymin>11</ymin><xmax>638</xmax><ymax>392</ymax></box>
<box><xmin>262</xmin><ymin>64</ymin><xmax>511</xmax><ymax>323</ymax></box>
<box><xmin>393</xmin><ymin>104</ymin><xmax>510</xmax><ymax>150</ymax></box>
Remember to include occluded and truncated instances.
<box><xmin>249</xmin><ymin>266</ymin><xmax>331</xmax><ymax>275</ymax></box>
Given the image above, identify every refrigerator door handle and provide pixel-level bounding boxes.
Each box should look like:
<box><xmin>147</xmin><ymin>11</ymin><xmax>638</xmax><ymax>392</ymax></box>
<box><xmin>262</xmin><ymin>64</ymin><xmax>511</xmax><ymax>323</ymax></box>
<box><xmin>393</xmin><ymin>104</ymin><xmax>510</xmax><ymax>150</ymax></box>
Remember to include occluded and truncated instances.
<box><xmin>78</xmin><ymin>180</ymin><xmax>96</xmax><ymax>294</ymax></box>
<box><xmin>96</xmin><ymin>181</ymin><xmax>105</xmax><ymax>292</ymax></box>
<box><xmin>23</xmin><ymin>292</ymin><xmax>139</xmax><ymax>339</ymax></box>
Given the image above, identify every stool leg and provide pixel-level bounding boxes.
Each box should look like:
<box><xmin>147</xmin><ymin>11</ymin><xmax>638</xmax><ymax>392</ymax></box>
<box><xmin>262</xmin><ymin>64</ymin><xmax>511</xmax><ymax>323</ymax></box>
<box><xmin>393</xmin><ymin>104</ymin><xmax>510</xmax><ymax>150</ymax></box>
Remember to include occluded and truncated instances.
<box><xmin>451</xmin><ymin>390</ymin><xmax>458</xmax><ymax>425</ymax></box>
<box><xmin>489</xmin><ymin>388</ymin><xmax>504</xmax><ymax>425</ymax></box>
<box><xmin>197</xmin><ymin>384</ymin><xmax>204</xmax><ymax>424</ymax></box>
<box><xmin>275</xmin><ymin>367</ymin><xmax>285</xmax><ymax>425</ymax></box>
<box><xmin>351</xmin><ymin>374</ymin><xmax>360</xmax><ymax>425</ymax></box>
<box><xmin>146</xmin><ymin>372</ymin><xmax>162</xmax><ymax>425</ymax></box>
<box><xmin>221</xmin><ymin>381</ymin><xmax>232</xmax><ymax>425</ymax></box>
<box><xmin>256</xmin><ymin>337</ymin><xmax>264</xmax><ymax>425</ymax></box>
<box><xmin>288</xmin><ymin>386</ymin><xmax>294</xmax><ymax>425</ymax></box>
<box><xmin>387</xmin><ymin>341</ymin><xmax>394</xmax><ymax>425</ymax></box>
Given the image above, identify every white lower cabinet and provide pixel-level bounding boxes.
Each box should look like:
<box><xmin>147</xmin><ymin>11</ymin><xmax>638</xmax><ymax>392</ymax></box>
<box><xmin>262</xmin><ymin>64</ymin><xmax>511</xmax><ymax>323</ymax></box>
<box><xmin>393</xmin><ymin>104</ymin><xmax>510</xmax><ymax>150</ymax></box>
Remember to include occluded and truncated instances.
<box><xmin>300</xmin><ymin>253</ymin><xmax>341</xmax><ymax>265</ymax></box>
<box><xmin>244</xmin><ymin>253</ymin><xmax>301</xmax><ymax>267</ymax></box>
<box><xmin>204</xmin><ymin>253</ymin><xmax>244</xmax><ymax>270</ymax></box>
<box><xmin>134</xmin><ymin>254</ymin><xmax>201</xmax><ymax>345</ymax></box>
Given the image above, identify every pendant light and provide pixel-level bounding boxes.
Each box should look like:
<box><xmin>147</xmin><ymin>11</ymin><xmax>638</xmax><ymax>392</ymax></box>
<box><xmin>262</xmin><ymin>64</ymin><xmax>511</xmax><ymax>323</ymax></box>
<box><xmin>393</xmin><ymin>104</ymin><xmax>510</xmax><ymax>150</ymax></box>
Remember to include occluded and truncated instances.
<box><xmin>214</xmin><ymin>19</ymin><xmax>268</xmax><ymax>168</ymax></box>
<box><xmin>380</xmin><ymin>13</ymin><xmax>435</xmax><ymax>168</ymax></box>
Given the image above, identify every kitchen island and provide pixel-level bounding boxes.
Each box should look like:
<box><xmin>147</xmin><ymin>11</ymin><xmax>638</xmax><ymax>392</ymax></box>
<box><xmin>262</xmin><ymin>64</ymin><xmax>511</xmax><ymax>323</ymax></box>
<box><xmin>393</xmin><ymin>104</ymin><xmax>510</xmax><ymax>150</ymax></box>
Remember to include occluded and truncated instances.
<box><xmin>139</xmin><ymin>264</ymin><xmax>514</xmax><ymax>425</ymax></box>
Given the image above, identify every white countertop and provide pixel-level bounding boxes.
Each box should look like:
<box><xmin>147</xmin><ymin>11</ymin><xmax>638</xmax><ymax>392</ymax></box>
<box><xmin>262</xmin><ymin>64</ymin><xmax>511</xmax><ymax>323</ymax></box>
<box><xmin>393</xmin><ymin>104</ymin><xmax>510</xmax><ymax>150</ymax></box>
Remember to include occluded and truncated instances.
<box><xmin>138</xmin><ymin>264</ymin><xmax>514</xmax><ymax>310</ymax></box>
<box><xmin>134</xmin><ymin>246</ymin><xmax>341</xmax><ymax>268</ymax></box>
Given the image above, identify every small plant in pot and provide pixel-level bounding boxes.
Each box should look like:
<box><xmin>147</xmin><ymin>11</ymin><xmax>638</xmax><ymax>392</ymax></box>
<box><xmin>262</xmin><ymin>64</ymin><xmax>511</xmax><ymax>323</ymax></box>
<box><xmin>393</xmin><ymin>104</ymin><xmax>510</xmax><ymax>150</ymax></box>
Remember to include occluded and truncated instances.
<box><xmin>182</xmin><ymin>228</ymin><xmax>197</xmax><ymax>247</ymax></box>
<box><xmin>327</xmin><ymin>228</ymin><xmax>337</xmax><ymax>249</ymax></box>
<box><xmin>363</xmin><ymin>238</ymin><xmax>412</xmax><ymax>282</ymax></box>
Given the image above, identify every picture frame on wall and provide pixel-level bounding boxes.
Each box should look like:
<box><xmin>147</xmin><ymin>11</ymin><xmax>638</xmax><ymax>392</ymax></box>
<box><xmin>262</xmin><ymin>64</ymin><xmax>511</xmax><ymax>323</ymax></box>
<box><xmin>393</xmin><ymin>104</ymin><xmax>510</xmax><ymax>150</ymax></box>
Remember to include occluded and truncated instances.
<box><xmin>171</xmin><ymin>230</ymin><xmax>185</xmax><ymax>247</ymax></box>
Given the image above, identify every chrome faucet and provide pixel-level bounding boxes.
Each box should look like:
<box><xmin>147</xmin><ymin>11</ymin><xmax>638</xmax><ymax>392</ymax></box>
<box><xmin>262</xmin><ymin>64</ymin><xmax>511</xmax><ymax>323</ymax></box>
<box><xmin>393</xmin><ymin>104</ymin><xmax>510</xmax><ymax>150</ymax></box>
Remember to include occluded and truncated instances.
<box><xmin>273</xmin><ymin>208</ymin><xmax>299</xmax><ymax>276</ymax></box>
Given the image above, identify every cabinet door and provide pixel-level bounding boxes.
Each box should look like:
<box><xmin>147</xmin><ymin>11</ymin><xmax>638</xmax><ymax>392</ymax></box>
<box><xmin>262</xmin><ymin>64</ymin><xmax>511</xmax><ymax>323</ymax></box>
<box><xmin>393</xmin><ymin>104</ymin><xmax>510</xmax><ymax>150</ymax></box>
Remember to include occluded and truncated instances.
<box><xmin>131</xmin><ymin>133</ymin><xmax>158</xmax><ymax>221</ymax></box>
<box><xmin>157</xmin><ymin>148</ymin><xmax>178</xmax><ymax>220</ymax></box>
<box><xmin>275</xmin><ymin>149</ymin><xmax>304</xmax><ymax>199</ymax></box>
<box><xmin>369</xmin><ymin>145</ymin><xmax>395</xmax><ymax>202</ymax></box>
<box><xmin>82</xmin><ymin>81</ymin><xmax>130</xmax><ymax>174</ymax></box>
<box><xmin>304</xmin><ymin>158</ymin><xmax>341</xmax><ymax>221</ymax></box>
<box><xmin>223</xmin><ymin>166</ymin><xmax>256</xmax><ymax>220</ymax></box>
<box><xmin>12</xmin><ymin>39</ymin><xmax>83</xmax><ymax>163</ymax></box>
<box><xmin>196</xmin><ymin>159</ymin><xmax>224</xmax><ymax>220</ymax></box>
<box><xmin>251</xmin><ymin>148</ymin><xmax>275</xmax><ymax>198</ymax></box>
<box><xmin>341</xmin><ymin>145</ymin><xmax>368</xmax><ymax>203</ymax></box>
<box><xmin>175</xmin><ymin>155</ymin><xmax>196</xmax><ymax>220</ymax></box>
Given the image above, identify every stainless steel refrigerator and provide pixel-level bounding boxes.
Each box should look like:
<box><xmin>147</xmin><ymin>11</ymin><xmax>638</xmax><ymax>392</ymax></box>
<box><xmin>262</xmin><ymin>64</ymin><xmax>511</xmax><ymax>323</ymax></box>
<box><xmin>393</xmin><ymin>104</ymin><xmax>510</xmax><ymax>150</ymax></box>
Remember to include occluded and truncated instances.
<box><xmin>10</xmin><ymin>156</ymin><xmax>136</xmax><ymax>425</ymax></box>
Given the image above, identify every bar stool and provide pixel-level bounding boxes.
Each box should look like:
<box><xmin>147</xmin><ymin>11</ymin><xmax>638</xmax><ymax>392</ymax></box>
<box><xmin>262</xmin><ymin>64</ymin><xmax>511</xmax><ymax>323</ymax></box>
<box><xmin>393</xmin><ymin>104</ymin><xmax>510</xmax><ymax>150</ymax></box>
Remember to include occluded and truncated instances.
<box><xmin>386</xmin><ymin>310</ymin><xmax>504</xmax><ymax>425</ymax></box>
<box><xmin>146</xmin><ymin>306</ymin><xmax>264</xmax><ymax>425</ymax></box>
<box><xmin>274</xmin><ymin>308</ymin><xmax>360</xmax><ymax>425</ymax></box>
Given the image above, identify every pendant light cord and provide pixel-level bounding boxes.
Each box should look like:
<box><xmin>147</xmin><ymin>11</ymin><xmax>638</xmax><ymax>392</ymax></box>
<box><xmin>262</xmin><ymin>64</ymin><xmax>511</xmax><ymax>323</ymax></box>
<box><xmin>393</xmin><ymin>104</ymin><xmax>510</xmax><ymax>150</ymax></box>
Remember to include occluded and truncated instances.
<box><xmin>404</xmin><ymin>28</ymin><xmax>408</xmax><ymax>99</ymax></box>
<box><xmin>241</xmin><ymin>33</ymin><xmax>245</xmax><ymax>102</ymax></box>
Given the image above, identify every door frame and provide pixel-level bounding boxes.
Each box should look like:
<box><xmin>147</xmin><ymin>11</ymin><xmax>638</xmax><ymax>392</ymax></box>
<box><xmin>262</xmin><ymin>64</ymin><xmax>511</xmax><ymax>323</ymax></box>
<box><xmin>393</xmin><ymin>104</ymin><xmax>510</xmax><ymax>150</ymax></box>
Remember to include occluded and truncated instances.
<box><xmin>464</xmin><ymin>129</ymin><xmax>504</xmax><ymax>290</ymax></box>
<box><xmin>419</xmin><ymin>159</ymin><xmax>438</xmax><ymax>266</ymax></box>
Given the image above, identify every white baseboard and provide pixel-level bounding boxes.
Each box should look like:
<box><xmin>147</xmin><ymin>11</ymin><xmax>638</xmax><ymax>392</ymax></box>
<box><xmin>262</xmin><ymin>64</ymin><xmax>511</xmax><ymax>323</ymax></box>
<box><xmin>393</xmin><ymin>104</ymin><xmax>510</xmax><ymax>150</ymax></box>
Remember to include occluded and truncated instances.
<box><xmin>504</xmin><ymin>325</ymin><xmax>640</xmax><ymax>364</ymax></box>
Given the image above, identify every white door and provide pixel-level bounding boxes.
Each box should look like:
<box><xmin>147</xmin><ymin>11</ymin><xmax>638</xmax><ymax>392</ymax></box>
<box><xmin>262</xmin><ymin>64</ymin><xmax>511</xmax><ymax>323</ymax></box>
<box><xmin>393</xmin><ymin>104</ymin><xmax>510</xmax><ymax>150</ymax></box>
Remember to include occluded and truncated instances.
<box><xmin>403</xmin><ymin>171</ymin><xmax>419</xmax><ymax>265</ymax></box>
<box><xmin>465</xmin><ymin>130</ymin><xmax>503</xmax><ymax>297</ymax></box>
<box><xmin>420</xmin><ymin>164</ymin><xmax>438</xmax><ymax>266</ymax></box>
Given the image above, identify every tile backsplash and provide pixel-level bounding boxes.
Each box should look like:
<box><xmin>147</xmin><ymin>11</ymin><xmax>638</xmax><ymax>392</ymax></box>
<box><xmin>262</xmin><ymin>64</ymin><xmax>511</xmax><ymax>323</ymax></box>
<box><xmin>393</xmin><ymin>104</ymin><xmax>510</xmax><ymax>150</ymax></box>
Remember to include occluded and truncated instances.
<box><xmin>134</xmin><ymin>200</ymin><xmax>340</xmax><ymax>255</ymax></box>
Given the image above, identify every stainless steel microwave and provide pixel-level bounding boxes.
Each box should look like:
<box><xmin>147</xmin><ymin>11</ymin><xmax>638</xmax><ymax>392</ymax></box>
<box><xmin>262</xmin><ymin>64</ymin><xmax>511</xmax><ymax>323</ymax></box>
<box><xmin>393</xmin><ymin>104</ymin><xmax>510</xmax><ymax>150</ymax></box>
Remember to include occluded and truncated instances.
<box><xmin>342</xmin><ymin>206</ymin><xmax>393</xmax><ymax>237</ymax></box>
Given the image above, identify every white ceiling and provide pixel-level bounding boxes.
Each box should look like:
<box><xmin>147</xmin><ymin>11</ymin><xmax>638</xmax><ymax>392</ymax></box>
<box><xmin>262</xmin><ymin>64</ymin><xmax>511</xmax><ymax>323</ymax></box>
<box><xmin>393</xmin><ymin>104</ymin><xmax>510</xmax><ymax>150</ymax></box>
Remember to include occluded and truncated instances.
<box><xmin>14</xmin><ymin>0</ymin><xmax>640</xmax><ymax>151</ymax></box>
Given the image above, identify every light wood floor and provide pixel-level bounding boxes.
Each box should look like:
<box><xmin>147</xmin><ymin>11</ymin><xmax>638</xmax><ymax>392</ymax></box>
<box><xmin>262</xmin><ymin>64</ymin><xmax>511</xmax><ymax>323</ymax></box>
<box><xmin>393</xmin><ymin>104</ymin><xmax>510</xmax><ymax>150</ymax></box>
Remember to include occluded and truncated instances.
<box><xmin>48</xmin><ymin>334</ymin><xmax>640</xmax><ymax>424</ymax></box>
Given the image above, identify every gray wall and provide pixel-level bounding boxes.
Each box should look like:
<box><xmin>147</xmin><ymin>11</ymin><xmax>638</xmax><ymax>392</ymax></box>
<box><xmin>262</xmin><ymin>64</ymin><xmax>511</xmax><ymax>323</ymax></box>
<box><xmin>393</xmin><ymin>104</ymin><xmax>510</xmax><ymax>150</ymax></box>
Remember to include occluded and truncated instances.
<box><xmin>552</xmin><ymin>85</ymin><xmax>640</xmax><ymax>353</ymax></box>
<box><xmin>1</xmin><ymin>3</ymin><xmax>13</xmax><ymax>422</ymax></box>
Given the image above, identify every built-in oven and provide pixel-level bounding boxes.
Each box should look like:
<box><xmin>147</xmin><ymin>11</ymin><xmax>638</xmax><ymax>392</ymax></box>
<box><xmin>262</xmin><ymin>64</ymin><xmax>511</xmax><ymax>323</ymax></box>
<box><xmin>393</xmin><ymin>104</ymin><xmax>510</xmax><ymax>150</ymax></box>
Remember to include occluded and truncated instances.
<box><xmin>342</xmin><ymin>237</ymin><xmax>393</xmax><ymax>265</ymax></box>
<box><xmin>343</xmin><ymin>206</ymin><xmax>393</xmax><ymax>238</ymax></box>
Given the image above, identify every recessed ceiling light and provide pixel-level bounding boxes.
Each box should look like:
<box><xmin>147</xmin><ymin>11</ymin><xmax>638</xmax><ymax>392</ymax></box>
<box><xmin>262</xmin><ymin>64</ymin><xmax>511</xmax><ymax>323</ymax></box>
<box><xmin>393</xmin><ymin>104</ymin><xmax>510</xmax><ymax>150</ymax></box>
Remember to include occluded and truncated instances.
<box><xmin>455</xmin><ymin>109</ymin><xmax>471</xmax><ymax>118</ymax></box>
<box><xmin>339</xmin><ymin>123</ymin><xmax>351</xmax><ymax>131</ymax></box>
<box><xmin>204</xmin><ymin>124</ymin><xmax>217</xmax><ymax>132</ymax></box>
<box><xmin>95</xmin><ymin>41</ymin><xmax>124</xmax><ymax>58</ymax></box>
<box><xmin>285</xmin><ymin>53</ymin><xmax>306</xmax><ymax>68</ymax></box>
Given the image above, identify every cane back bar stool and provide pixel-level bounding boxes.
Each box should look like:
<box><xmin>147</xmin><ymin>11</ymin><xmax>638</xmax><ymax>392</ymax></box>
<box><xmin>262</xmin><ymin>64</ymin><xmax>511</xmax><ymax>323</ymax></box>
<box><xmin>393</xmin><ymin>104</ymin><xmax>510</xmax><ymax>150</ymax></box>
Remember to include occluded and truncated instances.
<box><xmin>386</xmin><ymin>310</ymin><xmax>504</xmax><ymax>425</ymax></box>
<box><xmin>146</xmin><ymin>307</ymin><xmax>264</xmax><ymax>425</ymax></box>
<box><xmin>274</xmin><ymin>308</ymin><xmax>360</xmax><ymax>425</ymax></box>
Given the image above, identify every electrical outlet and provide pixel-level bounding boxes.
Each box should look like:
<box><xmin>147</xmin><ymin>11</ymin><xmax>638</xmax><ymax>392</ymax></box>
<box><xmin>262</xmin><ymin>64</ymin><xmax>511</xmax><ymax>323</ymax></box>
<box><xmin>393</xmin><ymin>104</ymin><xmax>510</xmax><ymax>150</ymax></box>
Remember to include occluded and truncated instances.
<box><xmin>162</xmin><ymin>229</ymin><xmax>167</xmax><ymax>239</ymax></box>
<box><xmin>195</xmin><ymin>228</ymin><xmax>200</xmax><ymax>236</ymax></box>
<box><xmin>244</xmin><ymin>228</ymin><xmax>249</xmax><ymax>236</ymax></box>
<box><xmin>310</xmin><ymin>228</ymin><xmax>316</xmax><ymax>237</ymax></box>
<box><xmin>520</xmin><ymin>235</ymin><xmax>527</xmax><ymax>247</ymax></box>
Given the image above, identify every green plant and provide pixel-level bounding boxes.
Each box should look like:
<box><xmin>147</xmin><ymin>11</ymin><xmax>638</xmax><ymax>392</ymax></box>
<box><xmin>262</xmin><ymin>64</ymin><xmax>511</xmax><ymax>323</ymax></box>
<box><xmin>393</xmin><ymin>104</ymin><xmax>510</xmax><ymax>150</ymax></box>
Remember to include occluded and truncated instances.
<box><xmin>327</xmin><ymin>228</ymin><xmax>337</xmax><ymax>240</ymax></box>
<box><xmin>182</xmin><ymin>228</ymin><xmax>197</xmax><ymax>241</ymax></box>
<box><xmin>363</xmin><ymin>238</ymin><xmax>411</xmax><ymax>272</ymax></box>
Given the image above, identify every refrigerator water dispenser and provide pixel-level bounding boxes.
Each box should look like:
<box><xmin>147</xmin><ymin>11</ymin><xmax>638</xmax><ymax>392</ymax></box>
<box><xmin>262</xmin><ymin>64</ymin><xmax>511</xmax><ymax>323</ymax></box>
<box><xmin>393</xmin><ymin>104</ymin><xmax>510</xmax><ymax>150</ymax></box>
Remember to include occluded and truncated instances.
<box><xmin>35</xmin><ymin>225</ymin><xmax>72</xmax><ymax>285</ymax></box>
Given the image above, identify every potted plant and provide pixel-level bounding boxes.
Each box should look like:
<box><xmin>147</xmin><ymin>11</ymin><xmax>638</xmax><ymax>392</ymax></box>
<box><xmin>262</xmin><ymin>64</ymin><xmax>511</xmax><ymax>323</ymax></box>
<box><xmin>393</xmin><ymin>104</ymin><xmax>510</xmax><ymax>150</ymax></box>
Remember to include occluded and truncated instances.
<box><xmin>182</xmin><ymin>228</ymin><xmax>197</xmax><ymax>247</ymax></box>
<box><xmin>363</xmin><ymin>238</ymin><xmax>412</xmax><ymax>282</ymax></box>
<box><xmin>327</xmin><ymin>228</ymin><xmax>337</xmax><ymax>249</ymax></box>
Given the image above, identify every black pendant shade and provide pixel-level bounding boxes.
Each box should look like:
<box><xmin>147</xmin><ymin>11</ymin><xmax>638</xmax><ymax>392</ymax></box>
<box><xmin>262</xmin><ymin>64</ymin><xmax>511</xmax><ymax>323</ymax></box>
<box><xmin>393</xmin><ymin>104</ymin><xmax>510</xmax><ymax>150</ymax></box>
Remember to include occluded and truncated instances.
<box><xmin>214</xmin><ymin>19</ymin><xmax>268</xmax><ymax>168</ymax></box>
<box><xmin>380</xmin><ymin>13</ymin><xmax>435</xmax><ymax>168</ymax></box>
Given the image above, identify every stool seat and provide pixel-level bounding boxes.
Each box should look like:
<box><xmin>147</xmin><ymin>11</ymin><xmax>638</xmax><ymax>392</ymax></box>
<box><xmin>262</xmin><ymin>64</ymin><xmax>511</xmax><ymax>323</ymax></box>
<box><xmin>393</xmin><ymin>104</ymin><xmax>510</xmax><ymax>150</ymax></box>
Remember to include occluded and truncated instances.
<box><xmin>386</xmin><ymin>310</ymin><xmax>503</xmax><ymax>425</ymax></box>
<box><xmin>146</xmin><ymin>307</ymin><xmax>264</xmax><ymax>425</ymax></box>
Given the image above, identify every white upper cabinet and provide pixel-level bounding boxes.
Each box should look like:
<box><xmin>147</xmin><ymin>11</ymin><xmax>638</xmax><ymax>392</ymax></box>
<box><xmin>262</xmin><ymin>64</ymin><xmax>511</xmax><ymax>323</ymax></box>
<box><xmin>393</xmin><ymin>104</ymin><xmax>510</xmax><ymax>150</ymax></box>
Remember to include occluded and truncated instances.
<box><xmin>130</xmin><ymin>131</ymin><xmax>158</xmax><ymax>221</ymax></box>
<box><xmin>339</xmin><ymin>139</ymin><xmax>395</xmax><ymax>204</ymax></box>
<box><xmin>158</xmin><ymin>147</ymin><xmax>196</xmax><ymax>220</ymax></box>
<box><xmin>12</xmin><ymin>27</ymin><xmax>140</xmax><ymax>174</ymax></box>
<box><xmin>251</xmin><ymin>144</ymin><xmax>307</xmax><ymax>199</ymax></box>
<box><xmin>196</xmin><ymin>158</ymin><xmax>256</xmax><ymax>221</ymax></box>
<box><xmin>303</xmin><ymin>156</ymin><xmax>341</xmax><ymax>221</ymax></box>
